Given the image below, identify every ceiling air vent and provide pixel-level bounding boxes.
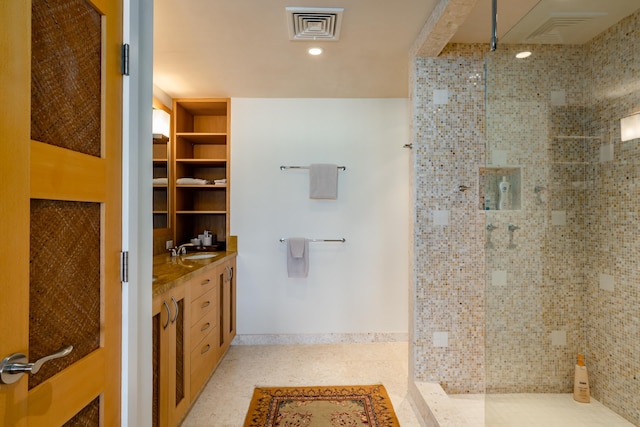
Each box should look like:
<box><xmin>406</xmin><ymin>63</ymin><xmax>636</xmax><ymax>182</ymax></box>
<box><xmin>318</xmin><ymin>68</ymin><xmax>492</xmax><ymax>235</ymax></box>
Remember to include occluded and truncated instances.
<box><xmin>286</xmin><ymin>7</ymin><xmax>344</xmax><ymax>41</ymax></box>
<box><xmin>525</xmin><ymin>12</ymin><xmax>607</xmax><ymax>43</ymax></box>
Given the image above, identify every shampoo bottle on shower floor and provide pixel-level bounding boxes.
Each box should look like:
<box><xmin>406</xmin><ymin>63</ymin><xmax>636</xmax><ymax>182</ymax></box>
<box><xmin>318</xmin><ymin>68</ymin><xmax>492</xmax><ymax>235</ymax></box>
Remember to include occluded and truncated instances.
<box><xmin>573</xmin><ymin>354</ymin><xmax>590</xmax><ymax>403</ymax></box>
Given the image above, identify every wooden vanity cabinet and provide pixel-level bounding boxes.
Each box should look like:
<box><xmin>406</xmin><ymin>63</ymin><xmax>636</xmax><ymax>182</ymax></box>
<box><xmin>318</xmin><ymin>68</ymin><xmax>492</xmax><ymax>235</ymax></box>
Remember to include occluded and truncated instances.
<box><xmin>188</xmin><ymin>256</ymin><xmax>237</xmax><ymax>400</ymax></box>
<box><xmin>153</xmin><ymin>254</ymin><xmax>237</xmax><ymax>426</ymax></box>
<box><xmin>189</xmin><ymin>266</ymin><xmax>222</xmax><ymax>397</ymax></box>
<box><xmin>152</xmin><ymin>284</ymin><xmax>190</xmax><ymax>427</ymax></box>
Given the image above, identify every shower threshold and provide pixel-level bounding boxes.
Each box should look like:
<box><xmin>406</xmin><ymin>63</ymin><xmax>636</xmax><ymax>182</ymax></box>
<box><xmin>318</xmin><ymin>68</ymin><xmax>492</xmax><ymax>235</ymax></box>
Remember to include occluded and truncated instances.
<box><xmin>410</xmin><ymin>382</ymin><xmax>634</xmax><ymax>426</ymax></box>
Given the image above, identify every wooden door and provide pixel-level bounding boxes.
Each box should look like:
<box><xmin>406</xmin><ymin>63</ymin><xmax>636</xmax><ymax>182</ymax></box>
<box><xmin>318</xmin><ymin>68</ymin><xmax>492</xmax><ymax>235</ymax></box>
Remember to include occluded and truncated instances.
<box><xmin>0</xmin><ymin>0</ymin><xmax>122</xmax><ymax>425</ymax></box>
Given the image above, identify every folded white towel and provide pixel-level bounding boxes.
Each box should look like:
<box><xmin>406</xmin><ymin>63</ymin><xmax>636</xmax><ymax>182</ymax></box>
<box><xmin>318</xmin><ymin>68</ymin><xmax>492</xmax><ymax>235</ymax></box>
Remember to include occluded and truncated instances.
<box><xmin>213</xmin><ymin>178</ymin><xmax>227</xmax><ymax>185</ymax></box>
<box><xmin>309</xmin><ymin>164</ymin><xmax>338</xmax><ymax>199</ymax></box>
<box><xmin>287</xmin><ymin>238</ymin><xmax>309</xmax><ymax>278</ymax></box>
<box><xmin>176</xmin><ymin>177</ymin><xmax>210</xmax><ymax>185</ymax></box>
<box><xmin>152</xmin><ymin>177</ymin><xmax>168</xmax><ymax>185</ymax></box>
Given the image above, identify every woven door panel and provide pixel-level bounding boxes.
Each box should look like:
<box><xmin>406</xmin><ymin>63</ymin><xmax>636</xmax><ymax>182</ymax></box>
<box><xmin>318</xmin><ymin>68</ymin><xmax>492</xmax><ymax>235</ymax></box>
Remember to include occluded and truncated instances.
<box><xmin>29</xmin><ymin>200</ymin><xmax>101</xmax><ymax>389</ymax></box>
<box><xmin>62</xmin><ymin>397</ymin><xmax>100</xmax><ymax>426</ymax></box>
<box><xmin>176</xmin><ymin>299</ymin><xmax>185</xmax><ymax>405</ymax></box>
<box><xmin>31</xmin><ymin>0</ymin><xmax>102</xmax><ymax>157</ymax></box>
<box><xmin>152</xmin><ymin>313</ymin><xmax>160</xmax><ymax>427</ymax></box>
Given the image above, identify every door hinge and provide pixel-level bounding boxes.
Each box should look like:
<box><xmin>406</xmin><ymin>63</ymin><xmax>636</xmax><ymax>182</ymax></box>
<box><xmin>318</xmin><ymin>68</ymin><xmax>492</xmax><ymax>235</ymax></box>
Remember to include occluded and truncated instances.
<box><xmin>120</xmin><ymin>251</ymin><xmax>129</xmax><ymax>282</ymax></box>
<box><xmin>121</xmin><ymin>43</ymin><xmax>130</xmax><ymax>76</ymax></box>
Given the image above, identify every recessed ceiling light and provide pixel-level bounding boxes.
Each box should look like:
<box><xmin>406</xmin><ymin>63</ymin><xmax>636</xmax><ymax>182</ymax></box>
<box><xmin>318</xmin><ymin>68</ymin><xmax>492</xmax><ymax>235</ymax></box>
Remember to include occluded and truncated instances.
<box><xmin>515</xmin><ymin>51</ymin><xmax>532</xmax><ymax>59</ymax></box>
<box><xmin>308</xmin><ymin>47</ymin><xmax>323</xmax><ymax>56</ymax></box>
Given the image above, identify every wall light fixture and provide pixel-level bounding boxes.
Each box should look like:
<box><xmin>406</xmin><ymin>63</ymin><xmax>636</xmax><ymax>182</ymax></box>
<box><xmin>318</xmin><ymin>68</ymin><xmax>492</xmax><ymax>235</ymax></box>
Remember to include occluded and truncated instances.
<box><xmin>152</xmin><ymin>108</ymin><xmax>170</xmax><ymax>141</ymax></box>
<box><xmin>621</xmin><ymin>112</ymin><xmax>640</xmax><ymax>142</ymax></box>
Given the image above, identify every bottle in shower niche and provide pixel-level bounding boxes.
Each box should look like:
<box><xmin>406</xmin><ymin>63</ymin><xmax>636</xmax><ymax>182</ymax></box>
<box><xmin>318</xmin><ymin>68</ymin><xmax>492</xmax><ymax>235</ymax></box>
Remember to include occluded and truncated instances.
<box><xmin>573</xmin><ymin>354</ymin><xmax>590</xmax><ymax>403</ymax></box>
<box><xmin>498</xmin><ymin>176</ymin><xmax>511</xmax><ymax>210</ymax></box>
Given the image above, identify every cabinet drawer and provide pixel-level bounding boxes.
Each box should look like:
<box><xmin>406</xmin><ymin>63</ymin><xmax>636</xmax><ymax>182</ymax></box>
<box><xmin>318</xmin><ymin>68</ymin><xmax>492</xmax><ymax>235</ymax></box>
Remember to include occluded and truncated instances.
<box><xmin>190</xmin><ymin>269</ymin><xmax>218</xmax><ymax>301</ymax></box>
<box><xmin>191</xmin><ymin>287</ymin><xmax>217</xmax><ymax>326</ymax></box>
<box><xmin>190</xmin><ymin>329</ymin><xmax>219</xmax><ymax>397</ymax></box>
<box><xmin>190</xmin><ymin>307</ymin><xmax>217</xmax><ymax>350</ymax></box>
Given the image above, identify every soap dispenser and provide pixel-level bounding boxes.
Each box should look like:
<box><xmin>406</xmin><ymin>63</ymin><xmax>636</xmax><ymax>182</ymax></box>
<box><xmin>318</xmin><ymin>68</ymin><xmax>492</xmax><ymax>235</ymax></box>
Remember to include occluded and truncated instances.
<box><xmin>498</xmin><ymin>176</ymin><xmax>511</xmax><ymax>210</ymax></box>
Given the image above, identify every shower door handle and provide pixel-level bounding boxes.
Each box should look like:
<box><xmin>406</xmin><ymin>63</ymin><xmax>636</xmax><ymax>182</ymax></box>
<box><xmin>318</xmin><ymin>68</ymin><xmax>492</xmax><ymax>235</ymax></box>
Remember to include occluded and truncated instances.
<box><xmin>0</xmin><ymin>345</ymin><xmax>73</xmax><ymax>385</ymax></box>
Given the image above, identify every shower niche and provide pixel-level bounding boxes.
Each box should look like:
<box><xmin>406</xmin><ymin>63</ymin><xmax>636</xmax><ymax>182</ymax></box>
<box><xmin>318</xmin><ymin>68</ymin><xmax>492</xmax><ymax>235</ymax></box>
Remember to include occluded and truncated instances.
<box><xmin>479</xmin><ymin>167</ymin><xmax>521</xmax><ymax>211</ymax></box>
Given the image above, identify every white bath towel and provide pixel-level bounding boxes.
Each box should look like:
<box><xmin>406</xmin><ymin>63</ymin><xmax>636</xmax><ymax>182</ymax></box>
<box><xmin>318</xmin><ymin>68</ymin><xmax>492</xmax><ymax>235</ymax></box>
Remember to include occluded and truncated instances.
<box><xmin>176</xmin><ymin>177</ymin><xmax>210</xmax><ymax>185</ymax></box>
<box><xmin>309</xmin><ymin>164</ymin><xmax>338</xmax><ymax>199</ymax></box>
<box><xmin>287</xmin><ymin>238</ymin><xmax>309</xmax><ymax>278</ymax></box>
<box><xmin>152</xmin><ymin>177</ymin><xmax>168</xmax><ymax>185</ymax></box>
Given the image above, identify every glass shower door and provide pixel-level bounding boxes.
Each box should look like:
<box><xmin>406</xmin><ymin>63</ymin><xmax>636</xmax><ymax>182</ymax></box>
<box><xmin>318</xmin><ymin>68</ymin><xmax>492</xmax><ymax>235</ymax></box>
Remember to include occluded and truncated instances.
<box><xmin>483</xmin><ymin>44</ymin><xmax>590</xmax><ymax>410</ymax></box>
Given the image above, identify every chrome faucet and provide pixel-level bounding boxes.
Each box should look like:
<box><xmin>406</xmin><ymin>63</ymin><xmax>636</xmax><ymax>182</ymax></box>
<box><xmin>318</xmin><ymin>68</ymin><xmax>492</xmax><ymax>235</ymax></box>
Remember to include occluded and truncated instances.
<box><xmin>507</xmin><ymin>224</ymin><xmax>519</xmax><ymax>249</ymax></box>
<box><xmin>169</xmin><ymin>243</ymin><xmax>195</xmax><ymax>257</ymax></box>
<box><xmin>177</xmin><ymin>243</ymin><xmax>195</xmax><ymax>255</ymax></box>
<box><xmin>486</xmin><ymin>223</ymin><xmax>497</xmax><ymax>249</ymax></box>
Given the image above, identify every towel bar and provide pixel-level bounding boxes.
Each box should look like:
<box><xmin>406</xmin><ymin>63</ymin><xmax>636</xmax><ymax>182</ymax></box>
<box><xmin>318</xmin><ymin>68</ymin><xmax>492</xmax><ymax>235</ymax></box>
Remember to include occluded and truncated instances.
<box><xmin>279</xmin><ymin>238</ymin><xmax>346</xmax><ymax>243</ymax></box>
<box><xmin>280</xmin><ymin>165</ymin><xmax>346</xmax><ymax>171</ymax></box>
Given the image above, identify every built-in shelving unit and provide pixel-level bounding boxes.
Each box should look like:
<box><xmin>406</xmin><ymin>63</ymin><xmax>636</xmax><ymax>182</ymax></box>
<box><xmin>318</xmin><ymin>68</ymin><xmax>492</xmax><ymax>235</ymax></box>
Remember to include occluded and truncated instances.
<box><xmin>153</xmin><ymin>137</ymin><xmax>169</xmax><ymax>229</ymax></box>
<box><xmin>172</xmin><ymin>98</ymin><xmax>230</xmax><ymax>247</ymax></box>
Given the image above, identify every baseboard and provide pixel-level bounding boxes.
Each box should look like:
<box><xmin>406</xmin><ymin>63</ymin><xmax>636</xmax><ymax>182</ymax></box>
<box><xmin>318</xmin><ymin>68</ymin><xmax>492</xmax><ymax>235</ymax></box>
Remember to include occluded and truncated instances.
<box><xmin>231</xmin><ymin>332</ymin><xmax>409</xmax><ymax>345</ymax></box>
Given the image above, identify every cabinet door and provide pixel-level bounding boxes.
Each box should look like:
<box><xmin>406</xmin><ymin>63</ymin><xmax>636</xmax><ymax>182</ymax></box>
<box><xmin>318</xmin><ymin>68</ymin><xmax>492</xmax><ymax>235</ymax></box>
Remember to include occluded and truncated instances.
<box><xmin>169</xmin><ymin>285</ymin><xmax>190</xmax><ymax>425</ymax></box>
<box><xmin>152</xmin><ymin>285</ymin><xmax>190</xmax><ymax>427</ymax></box>
<box><xmin>222</xmin><ymin>258</ymin><xmax>237</xmax><ymax>352</ymax></box>
<box><xmin>151</xmin><ymin>295</ymin><xmax>167</xmax><ymax>427</ymax></box>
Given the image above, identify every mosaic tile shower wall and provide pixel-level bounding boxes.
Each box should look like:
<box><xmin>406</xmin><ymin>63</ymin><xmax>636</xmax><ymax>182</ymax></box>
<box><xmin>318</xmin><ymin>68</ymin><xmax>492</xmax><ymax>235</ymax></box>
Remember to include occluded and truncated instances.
<box><xmin>413</xmin><ymin>44</ymin><xmax>487</xmax><ymax>394</ymax></box>
<box><xmin>412</xmin><ymin>10</ymin><xmax>639</xmax><ymax>424</ymax></box>
<box><xmin>583</xmin><ymin>10</ymin><xmax>640</xmax><ymax>425</ymax></box>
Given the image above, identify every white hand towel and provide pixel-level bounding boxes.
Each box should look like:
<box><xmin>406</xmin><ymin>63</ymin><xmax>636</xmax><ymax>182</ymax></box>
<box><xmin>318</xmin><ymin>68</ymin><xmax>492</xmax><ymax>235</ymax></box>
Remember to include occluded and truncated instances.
<box><xmin>152</xmin><ymin>177</ymin><xmax>168</xmax><ymax>185</ymax></box>
<box><xmin>287</xmin><ymin>238</ymin><xmax>309</xmax><ymax>278</ymax></box>
<box><xmin>309</xmin><ymin>164</ymin><xmax>338</xmax><ymax>199</ymax></box>
<box><xmin>176</xmin><ymin>177</ymin><xmax>210</xmax><ymax>185</ymax></box>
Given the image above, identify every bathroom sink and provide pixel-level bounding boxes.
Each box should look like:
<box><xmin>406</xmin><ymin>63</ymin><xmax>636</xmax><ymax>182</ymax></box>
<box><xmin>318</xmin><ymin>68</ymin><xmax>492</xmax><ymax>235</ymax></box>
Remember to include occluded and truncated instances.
<box><xmin>183</xmin><ymin>253</ymin><xmax>217</xmax><ymax>260</ymax></box>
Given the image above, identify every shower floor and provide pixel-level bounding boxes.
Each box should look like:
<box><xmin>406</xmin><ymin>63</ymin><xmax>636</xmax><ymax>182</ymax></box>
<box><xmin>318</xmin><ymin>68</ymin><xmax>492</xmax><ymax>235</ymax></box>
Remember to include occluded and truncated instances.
<box><xmin>413</xmin><ymin>382</ymin><xmax>635</xmax><ymax>426</ymax></box>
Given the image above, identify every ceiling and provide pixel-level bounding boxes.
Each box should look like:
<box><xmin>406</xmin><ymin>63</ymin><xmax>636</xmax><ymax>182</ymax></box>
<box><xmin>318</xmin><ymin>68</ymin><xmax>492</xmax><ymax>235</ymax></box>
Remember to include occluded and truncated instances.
<box><xmin>153</xmin><ymin>0</ymin><xmax>640</xmax><ymax>99</ymax></box>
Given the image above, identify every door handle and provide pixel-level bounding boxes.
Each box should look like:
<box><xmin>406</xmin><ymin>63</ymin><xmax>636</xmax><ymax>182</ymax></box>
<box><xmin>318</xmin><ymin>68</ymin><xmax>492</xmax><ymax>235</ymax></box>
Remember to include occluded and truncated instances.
<box><xmin>0</xmin><ymin>345</ymin><xmax>73</xmax><ymax>385</ymax></box>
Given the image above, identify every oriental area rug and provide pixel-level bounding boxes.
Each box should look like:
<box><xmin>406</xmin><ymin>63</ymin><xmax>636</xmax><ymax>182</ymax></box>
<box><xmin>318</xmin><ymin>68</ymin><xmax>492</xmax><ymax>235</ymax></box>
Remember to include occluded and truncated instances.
<box><xmin>243</xmin><ymin>384</ymin><xmax>400</xmax><ymax>427</ymax></box>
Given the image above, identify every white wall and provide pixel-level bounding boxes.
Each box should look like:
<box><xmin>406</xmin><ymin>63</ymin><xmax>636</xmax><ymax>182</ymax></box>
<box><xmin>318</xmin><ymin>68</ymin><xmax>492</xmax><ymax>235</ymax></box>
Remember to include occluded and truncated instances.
<box><xmin>123</xmin><ymin>0</ymin><xmax>153</xmax><ymax>425</ymax></box>
<box><xmin>231</xmin><ymin>98</ymin><xmax>410</xmax><ymax>338</ymax></box>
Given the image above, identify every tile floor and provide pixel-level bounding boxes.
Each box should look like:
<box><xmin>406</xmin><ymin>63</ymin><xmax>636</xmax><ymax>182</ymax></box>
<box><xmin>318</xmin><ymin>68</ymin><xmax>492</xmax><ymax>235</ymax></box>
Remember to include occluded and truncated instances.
<box><xmin>181</xmin><ymin>342</ymin><xmax>420</xmax><ymax>426</ymax></box>
<box><xmin>182</xmin><ymin>342</ymin><xmax>635</xmax><ymax>427</ymax></box>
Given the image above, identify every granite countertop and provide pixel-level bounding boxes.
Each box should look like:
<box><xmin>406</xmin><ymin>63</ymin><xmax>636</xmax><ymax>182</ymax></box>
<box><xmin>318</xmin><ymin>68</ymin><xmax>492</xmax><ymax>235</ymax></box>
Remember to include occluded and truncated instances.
<box><xmin>152</xmin><ymin>250</ymin><xmax>237</xmax><ymax>297</ymax></box>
